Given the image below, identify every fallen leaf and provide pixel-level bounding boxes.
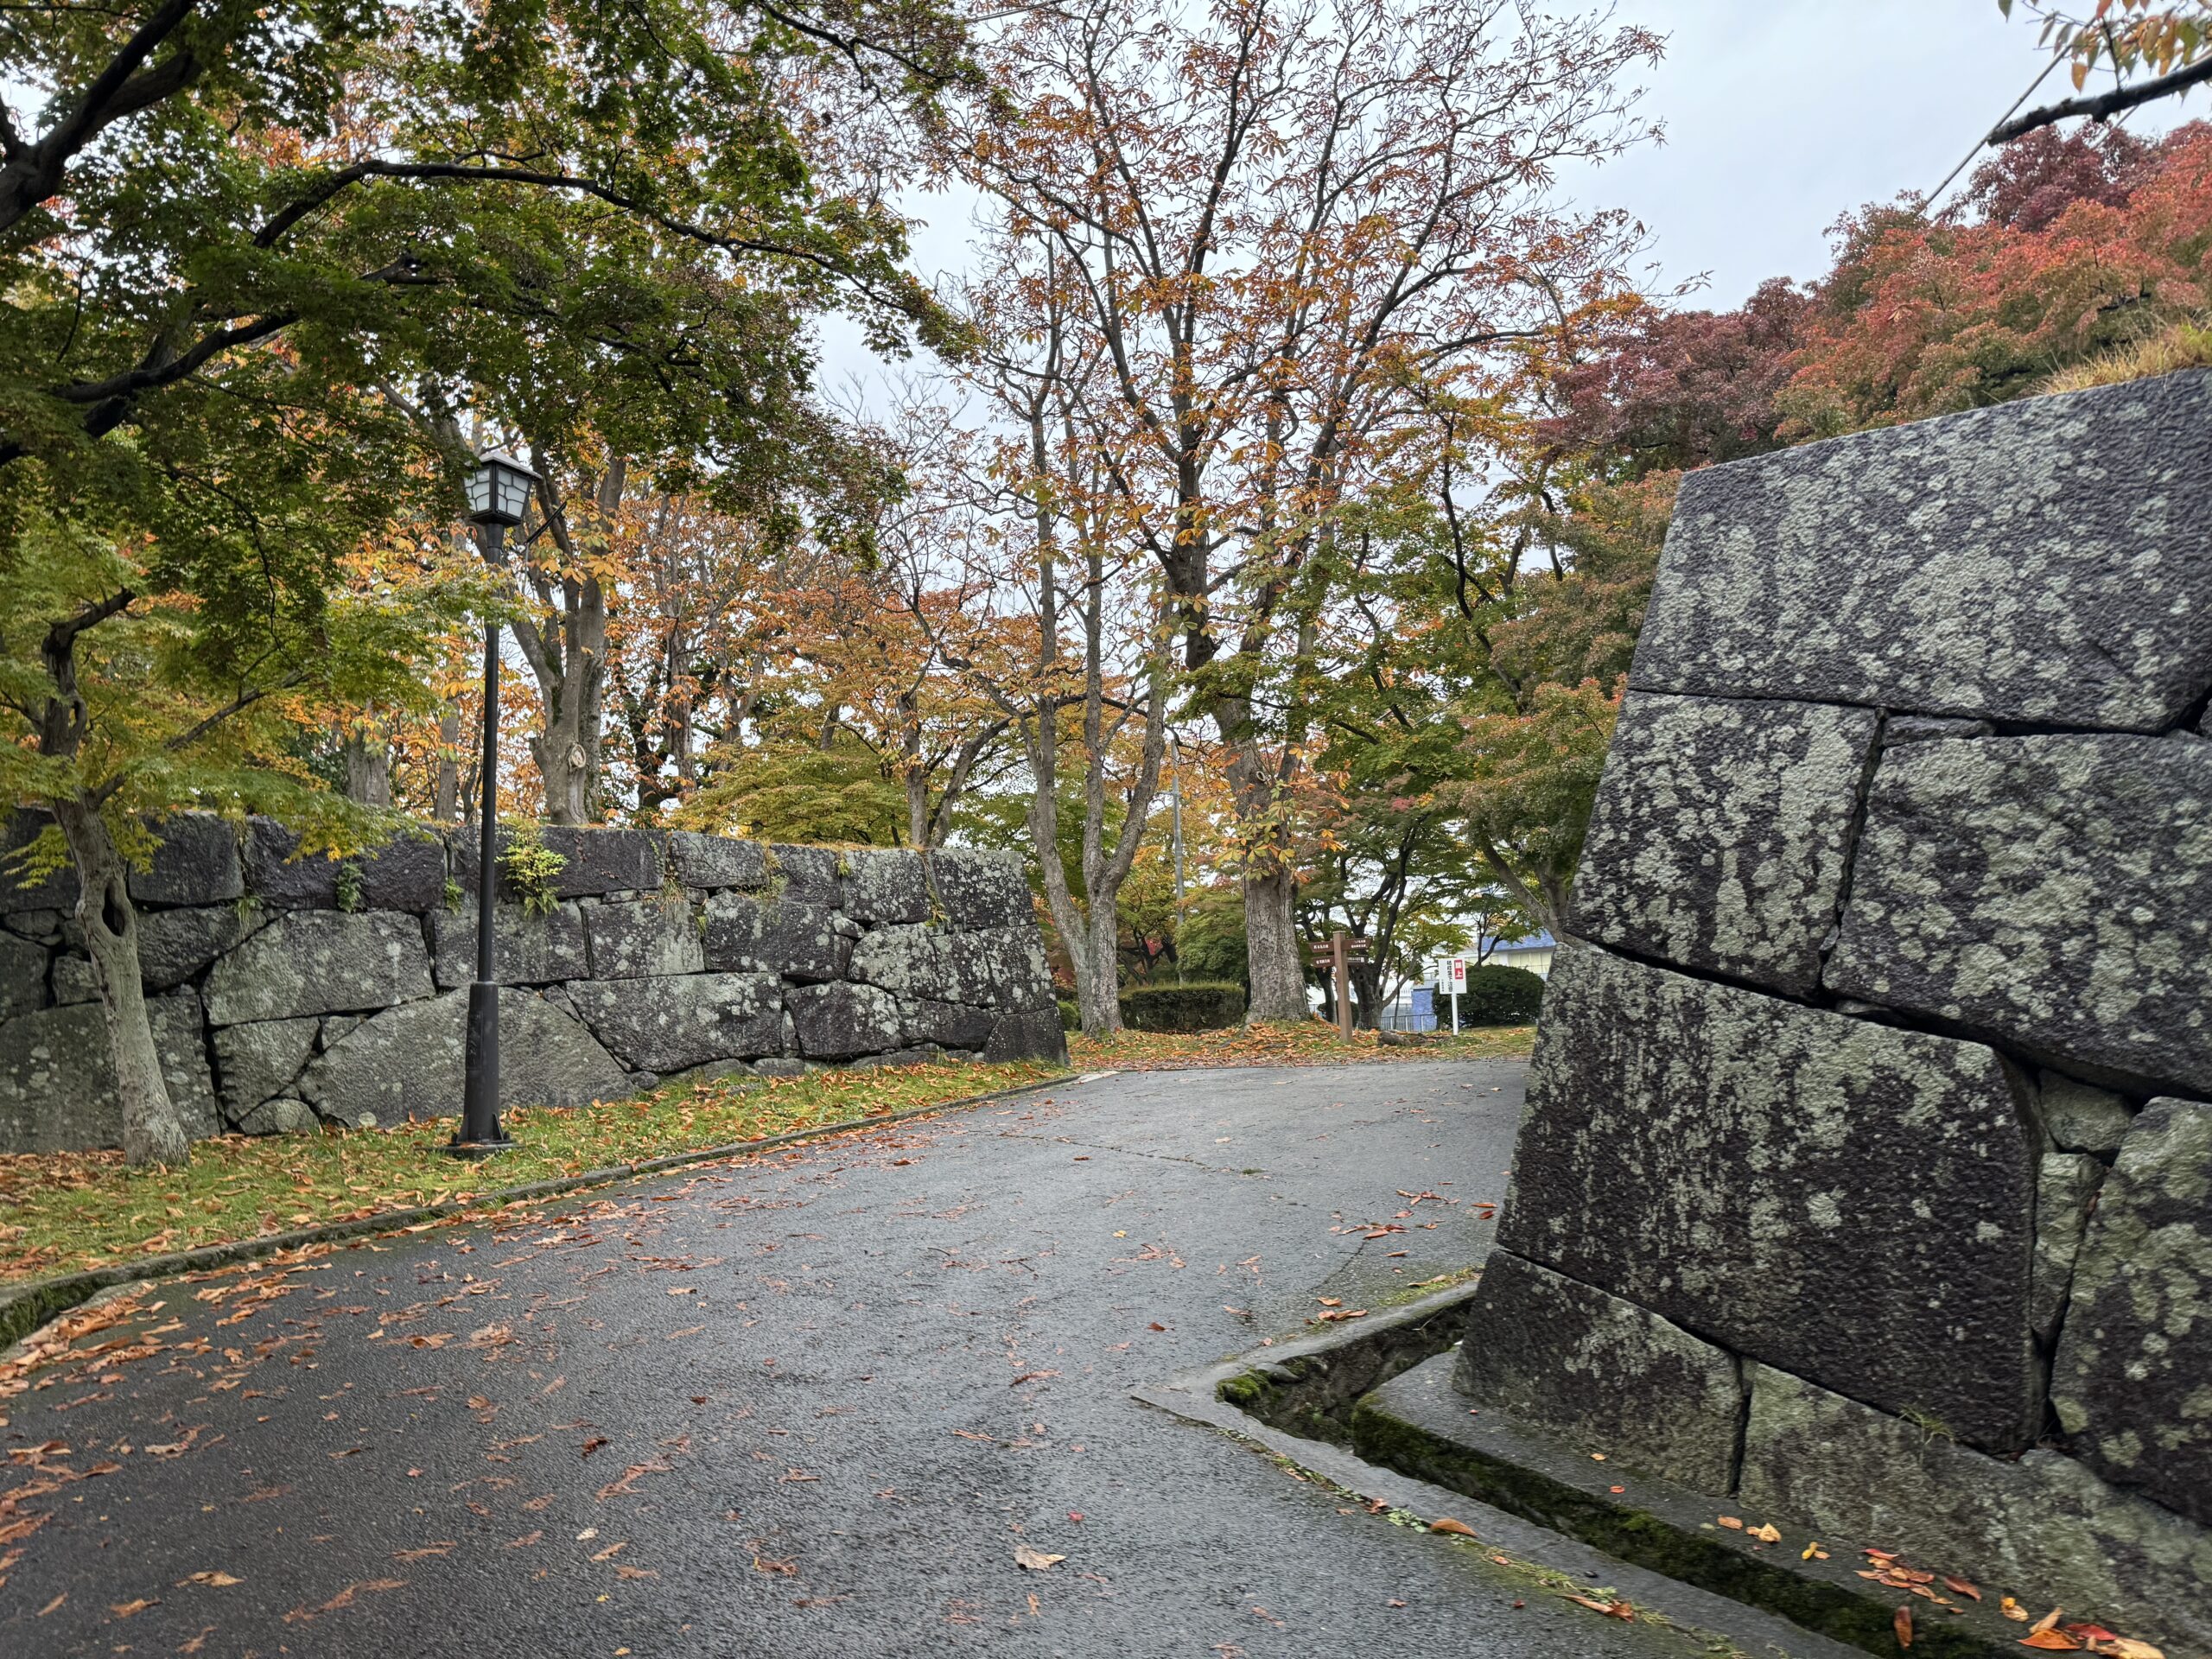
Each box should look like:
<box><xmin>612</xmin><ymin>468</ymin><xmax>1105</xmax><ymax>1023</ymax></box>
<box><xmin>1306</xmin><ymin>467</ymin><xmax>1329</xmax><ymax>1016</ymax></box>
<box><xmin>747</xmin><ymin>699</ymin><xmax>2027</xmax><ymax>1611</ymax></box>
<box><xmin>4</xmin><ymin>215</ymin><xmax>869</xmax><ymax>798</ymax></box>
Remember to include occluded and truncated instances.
<box><xmin>111</xmin><ymin>1599</ymin><xmax>156</xmax><ymax>1618</ymax></box>
<box><xmin>1895</xmin><ymin>1605</ymin><xmax>1913</xmax><ymax>1648</ymax></box>
<box><xmin>1749</xmin><ymin>1522</ymin><xmax>1782</xmax><ymax>1543</ymax></box>
<box><xmin>2031</xmin><ymin>1610</ymin><xmax>2066</xmax><ymax>1636</ymax></box>
<box><xmin>580</xmin><ymin>1437</ymin><xmax>608</xmax><ymax>1458</ymax></box>
<box><xmin>508</xmin><ymin>1531</ymin><xmax>543</xmax><ymax>1548</ymax></box>
<box><xmin>37</xmin><ymin>1592</ymin><xmax>65</xmax><ymax>1616</ymax></box>
<box><xmin>2003</xmin><ymin>1597</ymin><xmax>2031</xmax><ymax>1622</ymax></box>
<box><xmin>1942</xmin><ymin>1576</ymin><xmax>1982</xmax><ymax>1601</ymax></box>
<box><xmin>178</xmin><ymin>1570</ymin><xmax>245</xmax><ymax>1586</ymax></box>
<box><xmin>1716</xmin><ymin>1516</ymin><xmax>1745</xmax><ymax>1530</ymax></box>
<box><xmin>1147</xmin><ymin>1322</ymin><xmax>1167</xmax><ymax>1332</ymax></box>
<box><xmin>1427</xmin><ymin>1518</ymin><xmax>1477</xmax><ymax>1538</ymax></box>
<box><xmin>1565</xmin><ymin>1595</ymin><xmax>1634</xmax><ymax>1619</ymax></box>
<box><xmin>1014</xmin><ymin>1548</ymin><xmax>1065</xmax><ymax>1572</ymax></box>
<box><xmin>590</xmin><ymin>1541</ymin><xmax>626</xmax><ymax>1561</ymax></box>
<box><xmin>2085</xmin><ymin>1640</ymin><xmax>2165</xmax><ymax>1658</ymax></box>
<box><xmin>2018</xmin><ymin>1633</ymin><xmax>2082</xmax><ymax>1652</ymax></box>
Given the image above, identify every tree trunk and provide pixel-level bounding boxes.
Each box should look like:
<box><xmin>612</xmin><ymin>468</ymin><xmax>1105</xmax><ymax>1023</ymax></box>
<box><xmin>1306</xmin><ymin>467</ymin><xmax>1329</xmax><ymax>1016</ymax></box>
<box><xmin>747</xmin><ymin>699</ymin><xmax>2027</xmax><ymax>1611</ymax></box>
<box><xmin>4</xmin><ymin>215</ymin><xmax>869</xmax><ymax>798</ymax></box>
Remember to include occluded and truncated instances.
<box><xmin>344</xmin><ymin>729</ymin><xmax>392</xmax><ymax>807</ymax></box>
<box><xmin>433</xmin><ymin>709</ymin><xmax>461</xmax><ymax>821</ymax></box>
<box><xmin>54</xmin><ymin>800</ymin><xmax>188</xmax><ymax>1166</ymax></box>
<box><xmin>1242</xmin><ymin>866</ymin><xmax>1306</xmax><ymax>1022</ymax></box>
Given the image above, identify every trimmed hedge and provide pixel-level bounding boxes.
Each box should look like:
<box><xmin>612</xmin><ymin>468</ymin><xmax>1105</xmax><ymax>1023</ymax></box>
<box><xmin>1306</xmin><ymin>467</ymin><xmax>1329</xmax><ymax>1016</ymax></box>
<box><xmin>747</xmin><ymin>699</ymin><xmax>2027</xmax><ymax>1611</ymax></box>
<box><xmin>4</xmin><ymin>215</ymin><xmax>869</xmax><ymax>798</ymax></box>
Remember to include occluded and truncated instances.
<box><xmin>1459</xmin><ymin>963</ymin><xmax>1546</xmax><ymax>1026</ymax></box>
<box><xmin>1120</xmin><ymin>981</ymin><xmax>1246</xmax><ymax>1032</ymax></box>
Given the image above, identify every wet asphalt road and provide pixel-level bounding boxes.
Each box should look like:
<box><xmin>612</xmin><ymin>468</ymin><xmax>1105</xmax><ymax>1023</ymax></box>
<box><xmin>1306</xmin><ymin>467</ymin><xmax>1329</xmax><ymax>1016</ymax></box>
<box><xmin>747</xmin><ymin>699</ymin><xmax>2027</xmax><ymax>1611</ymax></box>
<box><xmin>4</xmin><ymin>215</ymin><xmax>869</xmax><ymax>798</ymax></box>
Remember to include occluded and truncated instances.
<box><xmin>3</xmin><ymin>1060</ymin><xmax>1703</xmax><ymax>1659</ymax></box>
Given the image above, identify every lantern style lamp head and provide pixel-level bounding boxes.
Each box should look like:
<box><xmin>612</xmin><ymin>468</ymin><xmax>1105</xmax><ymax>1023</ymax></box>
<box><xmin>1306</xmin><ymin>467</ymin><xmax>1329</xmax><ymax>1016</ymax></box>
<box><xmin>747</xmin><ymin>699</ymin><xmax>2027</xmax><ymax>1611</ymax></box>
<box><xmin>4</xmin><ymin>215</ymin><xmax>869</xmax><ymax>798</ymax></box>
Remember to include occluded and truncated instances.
<box><xmin>465</xmin><ymin>448</ymin><xmax>538</xmax><ymax>529</ymax></box>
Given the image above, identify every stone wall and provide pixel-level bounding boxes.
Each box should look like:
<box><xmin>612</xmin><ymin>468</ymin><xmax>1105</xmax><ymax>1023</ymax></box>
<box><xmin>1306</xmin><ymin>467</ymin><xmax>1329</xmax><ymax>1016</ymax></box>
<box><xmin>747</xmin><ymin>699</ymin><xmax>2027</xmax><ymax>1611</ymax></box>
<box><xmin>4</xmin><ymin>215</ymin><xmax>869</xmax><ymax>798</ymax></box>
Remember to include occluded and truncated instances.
<box><xmin>1454</xmin><ymin>370</ymin><xmax>2212</xmax><ymax>1649</ymax></box>
<box><xmin>0</xmin><ymin>821</ymin><xmax>1065</xmax><ymax>1154</ymax></box>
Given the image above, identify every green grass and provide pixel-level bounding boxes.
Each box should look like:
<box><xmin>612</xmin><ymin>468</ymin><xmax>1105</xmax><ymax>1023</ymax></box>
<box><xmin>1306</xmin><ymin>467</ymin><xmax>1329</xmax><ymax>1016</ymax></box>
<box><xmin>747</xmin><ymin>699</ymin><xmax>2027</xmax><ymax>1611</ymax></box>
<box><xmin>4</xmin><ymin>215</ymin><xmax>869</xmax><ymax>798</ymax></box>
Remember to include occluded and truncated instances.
<box><xmin>1066</xmin><ymin>1021</ymin><xmax>1535</xmax><ymax>1070</ymax></box>
<box><xmin>0</xmin><ymin>1060</ymin><xmax>1064</xmax><ymax>1285</ymax></box>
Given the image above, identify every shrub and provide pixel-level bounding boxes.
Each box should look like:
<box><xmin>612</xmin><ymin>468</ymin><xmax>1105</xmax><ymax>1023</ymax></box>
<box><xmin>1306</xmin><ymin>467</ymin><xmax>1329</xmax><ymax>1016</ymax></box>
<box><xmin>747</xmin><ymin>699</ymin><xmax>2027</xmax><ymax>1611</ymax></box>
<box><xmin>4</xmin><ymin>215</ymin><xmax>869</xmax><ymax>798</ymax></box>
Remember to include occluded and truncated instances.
<box><xmin>1459</xmin><ymin>963</ymin><xmax>1546</xmax><ymax>1026</ymax></box>
<box><xmin>1058</xmin><ymin>998</ymin><xmax>1080</xmax><ymax>1033</ymax></box>
<box><xmin>1119</xmin><ymin>981</ymin><xmax>1246</xmax><ymax>1033</ymax></box>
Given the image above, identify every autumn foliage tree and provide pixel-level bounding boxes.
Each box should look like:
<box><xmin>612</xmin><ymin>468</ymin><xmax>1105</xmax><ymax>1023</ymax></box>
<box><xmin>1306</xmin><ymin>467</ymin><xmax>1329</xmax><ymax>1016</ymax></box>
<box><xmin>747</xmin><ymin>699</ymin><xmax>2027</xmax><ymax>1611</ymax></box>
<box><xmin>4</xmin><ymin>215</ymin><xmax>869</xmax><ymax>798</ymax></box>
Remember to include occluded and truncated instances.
<box><xmin>957</xmin><ymin>0</ymin><xmax>1662</xmax><ymax>1020</ymax></box>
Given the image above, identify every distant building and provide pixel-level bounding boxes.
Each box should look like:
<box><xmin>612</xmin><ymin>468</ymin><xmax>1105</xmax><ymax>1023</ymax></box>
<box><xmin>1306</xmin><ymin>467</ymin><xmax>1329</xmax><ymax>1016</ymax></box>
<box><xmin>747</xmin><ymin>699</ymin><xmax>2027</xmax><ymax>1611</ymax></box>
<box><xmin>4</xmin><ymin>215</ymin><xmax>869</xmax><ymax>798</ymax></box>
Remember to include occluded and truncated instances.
<box><xmin>1484</xmin><ymin>930</ymin><xmax>1558</xmax><ymax>978</ymax></box>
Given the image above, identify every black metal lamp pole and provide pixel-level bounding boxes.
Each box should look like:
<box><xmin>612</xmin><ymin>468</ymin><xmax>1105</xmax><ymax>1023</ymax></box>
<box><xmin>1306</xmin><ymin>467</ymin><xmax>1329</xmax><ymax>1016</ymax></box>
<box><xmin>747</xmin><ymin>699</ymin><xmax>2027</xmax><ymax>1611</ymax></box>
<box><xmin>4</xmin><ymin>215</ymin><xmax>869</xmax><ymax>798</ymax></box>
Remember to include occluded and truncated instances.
<box><xmin>451</xmin><ymin>449</ymin><xmax>537</xmax><ymax>1159</ymax></box>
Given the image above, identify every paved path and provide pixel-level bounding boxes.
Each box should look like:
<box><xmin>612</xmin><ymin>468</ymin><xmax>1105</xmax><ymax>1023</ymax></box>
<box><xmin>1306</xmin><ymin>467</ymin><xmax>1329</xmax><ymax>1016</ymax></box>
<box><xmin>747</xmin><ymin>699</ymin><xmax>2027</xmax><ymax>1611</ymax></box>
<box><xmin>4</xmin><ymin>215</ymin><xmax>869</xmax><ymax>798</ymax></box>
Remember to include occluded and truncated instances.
<box><xmin>5</xmin><ymin>1062</ymin><xmax>1765</xmax><ymax>1657</ymax></box>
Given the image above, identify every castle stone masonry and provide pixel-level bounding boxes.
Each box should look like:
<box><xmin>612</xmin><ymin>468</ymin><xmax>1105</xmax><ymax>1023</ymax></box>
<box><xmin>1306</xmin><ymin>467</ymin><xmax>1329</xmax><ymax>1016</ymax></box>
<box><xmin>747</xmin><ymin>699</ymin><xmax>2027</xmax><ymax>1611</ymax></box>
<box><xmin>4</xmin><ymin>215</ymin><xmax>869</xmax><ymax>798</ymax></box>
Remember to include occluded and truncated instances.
<box><xmin>0</xmin><ymin>827</ymin><xmax>1063</xmax><ymax>1154</ymax></box>
<box><xmin>1452</xmin><ymin>370</ymin><xmax>2212</xmax><ymax>1654</ymax></box>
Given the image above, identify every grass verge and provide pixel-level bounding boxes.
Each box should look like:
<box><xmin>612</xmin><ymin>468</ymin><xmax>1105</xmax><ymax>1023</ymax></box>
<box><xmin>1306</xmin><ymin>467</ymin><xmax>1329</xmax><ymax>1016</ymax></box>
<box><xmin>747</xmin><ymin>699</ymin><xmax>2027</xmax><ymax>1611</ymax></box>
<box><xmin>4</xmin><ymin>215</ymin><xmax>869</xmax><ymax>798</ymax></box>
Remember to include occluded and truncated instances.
<box><xmin>1067</xmin><ymin>1021</ymin><xmax>1535</xmax><ymax>1070</ymax></box>
<box><xmin>0</xmin><ymin>1059</ymin><xmax>1063</xmax><ymax>1286</ymax></box>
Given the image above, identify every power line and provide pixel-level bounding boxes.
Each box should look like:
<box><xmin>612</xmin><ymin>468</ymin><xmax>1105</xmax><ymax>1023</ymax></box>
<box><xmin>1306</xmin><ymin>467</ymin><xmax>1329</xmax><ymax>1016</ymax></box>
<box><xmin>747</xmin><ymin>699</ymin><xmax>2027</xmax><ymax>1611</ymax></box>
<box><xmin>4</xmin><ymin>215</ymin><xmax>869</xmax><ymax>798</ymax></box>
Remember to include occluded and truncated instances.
<box><xmin>1924</xmin><ymin>53</ymin><xmax>2066</xmax><ymax>217</ymax></box>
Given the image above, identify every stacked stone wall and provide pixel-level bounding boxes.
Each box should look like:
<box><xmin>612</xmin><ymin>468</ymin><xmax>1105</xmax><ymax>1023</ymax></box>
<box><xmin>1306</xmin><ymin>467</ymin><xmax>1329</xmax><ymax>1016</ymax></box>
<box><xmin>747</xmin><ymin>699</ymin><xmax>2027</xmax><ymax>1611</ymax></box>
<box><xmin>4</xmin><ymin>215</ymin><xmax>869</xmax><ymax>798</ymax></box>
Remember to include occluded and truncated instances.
<box><xmin>0</xmin><ymin>823</ymin><xmax>1065</xmax><ymax>1154</ymax></box>
<box><xmin>1456</xmin><ymin>369</ymin><xmax>2212</xmax><ymax>1650</ymax></box>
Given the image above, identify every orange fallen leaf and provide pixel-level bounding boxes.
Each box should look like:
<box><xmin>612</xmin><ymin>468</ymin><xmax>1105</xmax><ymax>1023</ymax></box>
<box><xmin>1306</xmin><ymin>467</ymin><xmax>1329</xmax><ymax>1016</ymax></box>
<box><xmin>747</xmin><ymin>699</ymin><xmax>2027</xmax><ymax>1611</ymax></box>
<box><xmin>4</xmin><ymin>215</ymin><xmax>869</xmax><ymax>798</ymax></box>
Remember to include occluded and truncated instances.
<box><xmin>2086</xmin><ymin>1639</ymin><xmax>2165</xmax><ymax>1658</ymax></box>
<box><xmin>2031</xmin><ymin>1609</ymin><xmax>2066</xmax><ymax>1635</ymax></box>
<box><xmin>37</xmin><ymin>1592</ymin><xmax>66</xmax><ymax>1617</ymax></box>
<box><xmin>1749</xmin><ymin>1522</ymin><xmax>1782</xmax><ymax>1543</ymax></box>
<box><xmin>1716</xmin><ymin>1516</ymin><xmax>1745</xmax><ymax>1530</ymax></box>
<box><xmin>1566</xmin><ymin>1595</ymin><xmax>1634</xmax><ymax>1620</ymax></box>
<box><xmin>1943</xmin><ymin>1576</ymin><xmax>1981</xmax><ymax>1601</ymax></box>
<box><xmin>2019</xmin><ymin>1633</ymin><xmax>2082</xmax><ymax>1652</ymax></box>
<box><xmin>111</xmin><ymin>1599</ymin><xmax>156</xmax><ymax>1618</ymax></box>
<box><xmin>1427</xmin><ymin>1518</ymin><xmax>1477</xmax><ymax>1537</ymax></box>
<box><xmin>1895</xmin><ymin>1605</ymin><xmax>1913</xmax><ymax>1647</ymax></box>
<box><xmin>2002</xmin><ymin>1597</ymin><xmax>2031</xmax><ymax>1622</ymax></box>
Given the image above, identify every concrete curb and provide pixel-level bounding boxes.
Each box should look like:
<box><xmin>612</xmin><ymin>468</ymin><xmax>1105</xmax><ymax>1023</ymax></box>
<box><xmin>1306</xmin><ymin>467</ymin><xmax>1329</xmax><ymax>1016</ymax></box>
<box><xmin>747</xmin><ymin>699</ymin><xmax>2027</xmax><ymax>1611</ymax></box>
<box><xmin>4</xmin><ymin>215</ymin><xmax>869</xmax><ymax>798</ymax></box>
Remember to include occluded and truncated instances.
<box><xmin>0</xmin><ymin>1071</ymin><xmax>1077</xmax><ymax>1353</ymax></box>
<box><xmin>1139</xmin><ymin>1285</ymin><xmax>1865</xmax><ymax>1659</ymax></box>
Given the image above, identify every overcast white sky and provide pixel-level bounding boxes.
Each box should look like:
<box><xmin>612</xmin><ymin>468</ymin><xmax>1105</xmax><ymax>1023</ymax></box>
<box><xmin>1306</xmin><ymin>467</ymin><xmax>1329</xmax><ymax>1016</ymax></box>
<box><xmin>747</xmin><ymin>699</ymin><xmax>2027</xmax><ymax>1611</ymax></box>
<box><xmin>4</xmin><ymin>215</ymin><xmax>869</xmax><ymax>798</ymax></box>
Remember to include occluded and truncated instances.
<box><xmin>817</xmin><ymin>0</ymin><xmax>2196</xmax><ymax>398</ymax></box>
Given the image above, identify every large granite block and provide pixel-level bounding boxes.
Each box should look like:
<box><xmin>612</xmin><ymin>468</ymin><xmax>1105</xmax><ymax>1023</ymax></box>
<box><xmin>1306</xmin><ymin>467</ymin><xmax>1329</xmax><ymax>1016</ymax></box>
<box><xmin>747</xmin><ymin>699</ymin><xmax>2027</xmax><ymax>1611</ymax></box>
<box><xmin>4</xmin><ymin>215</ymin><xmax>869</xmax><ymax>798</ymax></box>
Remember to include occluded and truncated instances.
<box><xmin>1498</xmin><ymin>942</ymin><xmax>2041</xmax><ymax>1450</ymax></box>
<box><xmin>448</xmin><ymin>825</ymin><xmax>664</xmax><ymax>899</ymax></box>
<box><xmin>243</xmin><ymin>817</ymin><xmax>340</xmax><ymax>907</ymax></box>
<box><xmin>928</xmin><ymin>849</ymin><xmax>1033</xmax><ymax>930</ymax></box>
<box><xmin>582</xmin><ymin>898</ymin><xmax>704</xmax><ymax>979</ymax></box>
<box><xmin>202</xmin><ymin>910</ymin><xmax>435</xmax><ymax>1025</ymax></box>
<box><xmin>566</xmin><ymin>972</ymin><xmax>785</xmax><ymax>1071</ymax></box>
<box><xmin>213</xmin><ymin>1015</ymin><xmax>322</xmax><ymax>1116</ymax></box>
<box><xmin>1740</xmin><ymin>1364</ymin><xmax>2212</xmax><ymax>1656</ymax></box>
<box><xmin>786</xmin><ymin>981</ymin><xmax>903</xmax><ymax>1059</ymax></box>
<box><xmin>0</xmin><ymin>933</ymin><xmax>45</xmax><ymax>1019</ymax></box>
<box><xmin>2051</xmin><ymin>1097</ymin><xmax>2212</xmax><ymax>1528</ymax></box>
<box><xmin>540</xmin><ymin>826</ymin><xmax>663</xmax><ymax>896</ymax></box>
<box><xmin>297</xmin><ymin>988</ymin><xmax>632</xmax><ymax>1128</ymax></box>
<box><xmin>1571</xmin><ymin>694</ymin><xmax>1878</xmax><ymax>994</ymax></box>
<box><xmin>767</xmin><ymin>844</ymin><xmax>842</xmax><ymax>907</ymax></box>
<box><xmin>853</xmin><ymin>924</ymin><xmax>1055</xmax><ymax>1011</ymax></box>
<box><xmin>428</xmin><ymin>901</ymin><xmax>588</xmax><ymax>989</ymax></box>
<box><xmin>130</xmin><ymin>814</ymin><xmax>242</xmax><ymax>907</ymax></box>
<box><xmin>666</xmin><ymin>830</ymin><xmax>766</xmax><ymax>891</ymax></box>
<box><xmin>0</xmin><ymin>995</ymin><xmax>219</xmax><ymax>1152</ymax></box>
<box><xmin>899</xmin><ymin>996</ymin><xmax>996</xmax><ymax>1052</ymax></box>
<box><xmin>1630</xmin><ymin>370</ymin><xmax>2212</xmax><ymax>729</ymax></box>
<box><xmin>1826</xmin><ymin>734</ymin><xmax>2212</xmax><ymax>1094</ymax></box>
<box><xmin>137</xmin><ymin>904</ymin><xmax>268</xmax><ymax>991</ymax></box>
<box><xmin>984</xmin><ymin>1007</ymin><xmax>1067</xmax><ymax>1065</ymax></box>
<box><xmin>1454</xmin><ymin>1251</ymin><xmax>1743</xmax><ymax>1493</ymax></box>
<box><xmin>353</xmin><ymin>830</ymin><xmax>449</xmax><ymax>912</ymax></box>
<box><xmin>842</xmin><ymin>848</ymin><xmax>931</xmax><ymax>925</ymax></box>
<box><xmin>702</xmin><ymin>893</ymin><xmax>848</xmax><ymax>982</ymax></box>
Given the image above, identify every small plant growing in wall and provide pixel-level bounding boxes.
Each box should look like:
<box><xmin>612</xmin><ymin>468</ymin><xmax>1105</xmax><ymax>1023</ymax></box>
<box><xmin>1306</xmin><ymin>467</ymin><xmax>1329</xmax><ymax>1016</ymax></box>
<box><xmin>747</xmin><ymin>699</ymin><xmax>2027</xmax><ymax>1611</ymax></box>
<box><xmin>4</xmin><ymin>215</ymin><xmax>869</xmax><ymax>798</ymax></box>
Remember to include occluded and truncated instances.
<box><xmin>499</xmin><ymin>827</ymin><xmax>567</xmax><ymax>918</ymax></box>
<box><xmin>334</xmin><ymin>862</ymin><xmax>364</xmax><ymax>913</ymax></box>
<box><xmin>442</xmin><ymin>877</ymin><xmax>465</xmax><ymax>912</ymax></box>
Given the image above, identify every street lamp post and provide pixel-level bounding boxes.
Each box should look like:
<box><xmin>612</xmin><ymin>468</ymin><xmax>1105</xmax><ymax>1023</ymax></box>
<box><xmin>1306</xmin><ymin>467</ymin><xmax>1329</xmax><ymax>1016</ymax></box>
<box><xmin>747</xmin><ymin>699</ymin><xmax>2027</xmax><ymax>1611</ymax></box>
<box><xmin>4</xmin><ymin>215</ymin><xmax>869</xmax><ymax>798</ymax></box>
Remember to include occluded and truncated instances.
<box><xmin>450</xmin><ymin>448</ymin><xmax>539</xmax><ymax>1160</ymax></box>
